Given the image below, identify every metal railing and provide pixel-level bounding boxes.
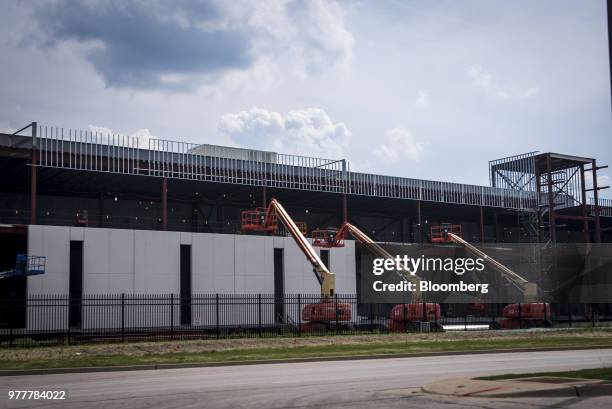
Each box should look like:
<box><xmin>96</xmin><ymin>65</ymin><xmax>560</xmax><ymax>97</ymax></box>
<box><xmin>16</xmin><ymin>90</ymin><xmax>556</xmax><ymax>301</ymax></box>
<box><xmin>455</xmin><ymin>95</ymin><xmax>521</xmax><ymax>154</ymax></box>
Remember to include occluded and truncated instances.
<box><xmin>28</xmin><ymin>124</ymin><xmax>539</xmax><ymax>210</ymax></box>
<box><xmin>1</xmin><ymin>294</ymin><xmax>610</xmax><ymax>347</ymax></box>
<box><xmin>591</xmin><ymin>197</ymin><xmax>612</xmax><ymax>218</ymax></box>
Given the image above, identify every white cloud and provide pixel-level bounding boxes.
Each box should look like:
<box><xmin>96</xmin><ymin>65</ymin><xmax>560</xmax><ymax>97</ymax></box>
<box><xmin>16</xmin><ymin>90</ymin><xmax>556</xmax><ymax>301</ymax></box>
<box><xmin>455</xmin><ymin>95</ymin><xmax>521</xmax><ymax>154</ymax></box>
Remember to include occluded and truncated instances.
<box><xmin>468</xmin><ymin>65</ymin><xmax>539</xmax><ymax>100</ymax></box>
<box><xmin>218</xmin><ymin>107</ymin><xmax>351</xmax><ymax>158</ymax></box>
<box><xmin>226</xmin><ymin>0</ymin><xmax>354</xmax><ymax>79</ymax></box>
<box><xmin>88</xmin><ymin>125</ymin><xmax>154</xmax><ymax>148</ymax></box>
<box><xmin>374</xmin><ymin>127</ymin><xmax>423</xmax><ymax>163</ymax></box>
<box><xmin>415</xmin><ymin>90</ymin><xmax>430</xmax><ymax>107</ymax></box>
<box><xmin>468</xmin><ymin>65</ymin><xmax>493</xmax><ymax>89</ymax></box>
<box><xmin>521</xmin><ymin>87</ymin><xmax>539</xmax><ymax>98</ymax></box>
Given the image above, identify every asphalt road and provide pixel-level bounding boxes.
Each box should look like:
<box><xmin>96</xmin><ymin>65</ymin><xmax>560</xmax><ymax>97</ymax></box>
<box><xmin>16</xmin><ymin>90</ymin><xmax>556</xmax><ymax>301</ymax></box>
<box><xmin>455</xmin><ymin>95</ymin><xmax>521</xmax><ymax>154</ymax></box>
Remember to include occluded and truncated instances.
<box><xmin>2</xmin><ymin>349</ymin><xmax>612</xmax><ymax>409</ymax></box>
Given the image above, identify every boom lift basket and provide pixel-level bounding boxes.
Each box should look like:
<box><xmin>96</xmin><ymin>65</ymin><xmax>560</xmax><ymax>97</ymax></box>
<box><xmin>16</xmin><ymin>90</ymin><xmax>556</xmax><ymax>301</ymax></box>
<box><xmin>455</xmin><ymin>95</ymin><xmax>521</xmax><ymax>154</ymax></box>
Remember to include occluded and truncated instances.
<box><xmin>312</xmin><ymin>227</ymin><xmax>345</xmax><ymax>248</ymax></box>
<box><xmin>241</xmin><ymin>207</ymin><xmax>277</xmax><ymax>232</ymax></box>
<box><xmin>0</xmin><ymin>254</ymin><xmax>47</xmax><ymax>279</ymax></box>
<box><xmin>430</xmin><ymin>223</ymin><xmax>462</xmax><ymax>243</ymax></box>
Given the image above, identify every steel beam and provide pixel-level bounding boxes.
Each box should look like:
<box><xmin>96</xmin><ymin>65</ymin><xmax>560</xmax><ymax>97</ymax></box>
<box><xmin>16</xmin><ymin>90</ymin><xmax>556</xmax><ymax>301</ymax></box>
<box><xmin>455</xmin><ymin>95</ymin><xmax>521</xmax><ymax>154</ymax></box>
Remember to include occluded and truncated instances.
<box><xmin>592</xmin><ymin>159</ymin><xmax>602</xmax><ymax>243</ymax></box>
<box><xmin>479</xmin><ymin>206</ymin><xmax>485</xmax><ymax>242</ymax></box>
<box><xmin>30</xmin><ymin>123</ymin><xmax>38</xmax><ymax>225</ymax></box>
<box><xmin>580</xmin><ymin>164</ymin><xmax>590</xmax><ymax>243</ymax></box>
<box><xmin>546</xmin><ymin>153</ymin><xmax>557</xmax><ymax>244</ymax></box>
<box><xmin>162</xmin><ymin>177</ymin><xmax>168</xmax><ymax>231</ymax></box>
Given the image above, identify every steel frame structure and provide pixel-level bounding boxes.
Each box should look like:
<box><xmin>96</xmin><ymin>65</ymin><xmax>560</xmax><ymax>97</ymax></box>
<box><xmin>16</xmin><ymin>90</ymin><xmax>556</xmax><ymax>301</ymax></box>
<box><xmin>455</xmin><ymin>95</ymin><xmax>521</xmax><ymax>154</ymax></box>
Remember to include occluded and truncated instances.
<box><xmin>13</xmin><ymin>123</ymin><xmax>541</xmax><ymax>211</ymax></box>
<box><xmin>4</xmin><ymin>123</ymin><xmax>609</xmax><ymax>221</ymax></box>
<box><xmin>490</xmin><ymin>151</ymin><xmax>609</xmax><ymax>243</ymax></box>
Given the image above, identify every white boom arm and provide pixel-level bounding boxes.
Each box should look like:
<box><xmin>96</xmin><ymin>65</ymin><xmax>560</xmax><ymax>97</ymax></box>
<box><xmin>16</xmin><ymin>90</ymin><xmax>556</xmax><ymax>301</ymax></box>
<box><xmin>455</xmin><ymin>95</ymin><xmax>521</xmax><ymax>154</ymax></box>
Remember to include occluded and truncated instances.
<box><xmin>269</xmin><ymin>199</ymin><xmax>335</xmax><ymax>299</ymax></box>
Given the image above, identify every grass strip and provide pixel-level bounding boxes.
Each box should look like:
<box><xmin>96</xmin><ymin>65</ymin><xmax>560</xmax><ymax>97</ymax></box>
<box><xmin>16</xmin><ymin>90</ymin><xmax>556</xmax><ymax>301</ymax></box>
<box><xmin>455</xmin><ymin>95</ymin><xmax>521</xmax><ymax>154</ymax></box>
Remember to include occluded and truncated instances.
<box><xmin>2</xmin><ymin>331</ymin><xmax>612</xmax><ymax>371</ymax></box>
<box><xmin>477</xmin><ymin>367</ymin><xmax>612</xmax><ymax>382</ymax></box>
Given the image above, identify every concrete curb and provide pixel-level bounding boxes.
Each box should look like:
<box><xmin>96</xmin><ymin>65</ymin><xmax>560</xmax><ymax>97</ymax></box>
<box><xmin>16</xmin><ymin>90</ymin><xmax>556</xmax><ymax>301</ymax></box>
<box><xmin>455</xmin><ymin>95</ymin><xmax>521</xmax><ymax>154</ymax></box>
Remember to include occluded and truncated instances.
<box><xmin>1</xmin><ymin>344</ymin><xmax>612</xmax><ymax>377</ymax></box>
<box><xmin>423</xmin><ymin>377</ymin><xmax>612</xmax><ymax>398</ymax></box>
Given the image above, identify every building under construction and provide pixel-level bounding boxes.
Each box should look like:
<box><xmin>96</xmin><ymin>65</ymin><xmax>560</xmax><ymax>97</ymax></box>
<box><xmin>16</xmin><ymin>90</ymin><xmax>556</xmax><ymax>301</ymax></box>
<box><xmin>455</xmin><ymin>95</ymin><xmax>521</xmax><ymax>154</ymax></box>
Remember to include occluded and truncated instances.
<box><xmin>0</xmin><ymin>122</ymin><xmax>611</xmax><ymax>337</ymax></box>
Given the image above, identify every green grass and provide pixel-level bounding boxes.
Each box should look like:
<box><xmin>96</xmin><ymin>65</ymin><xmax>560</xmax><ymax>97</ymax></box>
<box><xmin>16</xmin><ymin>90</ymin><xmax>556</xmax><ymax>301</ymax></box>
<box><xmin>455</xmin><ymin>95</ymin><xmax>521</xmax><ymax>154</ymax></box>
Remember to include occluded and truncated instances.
<box><xmin>477</xmin><ymin>367</ymin><xmax>612</xmax><ymax>382</ymax></box>
<box><xmin>2</xmin><ymin>331</ymin><xmax>612</xmax><ymax>371</ymax></box>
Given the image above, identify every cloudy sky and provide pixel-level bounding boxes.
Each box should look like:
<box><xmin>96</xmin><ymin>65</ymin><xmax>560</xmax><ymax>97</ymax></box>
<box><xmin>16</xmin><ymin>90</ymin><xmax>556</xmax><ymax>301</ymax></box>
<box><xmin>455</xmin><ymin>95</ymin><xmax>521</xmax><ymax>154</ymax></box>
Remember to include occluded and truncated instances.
<box><xmin>1</xmin><ymin>0</ymin><xmax>610</xmax><ymax>195</ymax></box>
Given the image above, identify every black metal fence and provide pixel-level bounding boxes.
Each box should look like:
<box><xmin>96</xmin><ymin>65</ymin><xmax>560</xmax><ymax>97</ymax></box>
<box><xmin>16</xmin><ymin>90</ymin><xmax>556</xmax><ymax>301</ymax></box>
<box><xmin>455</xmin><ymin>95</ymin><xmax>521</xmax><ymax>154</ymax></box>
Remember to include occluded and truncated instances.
<box><xmin>1</xmin><ymin>294</ymin><xmax>611</xmax><ymax>347</ymax></box>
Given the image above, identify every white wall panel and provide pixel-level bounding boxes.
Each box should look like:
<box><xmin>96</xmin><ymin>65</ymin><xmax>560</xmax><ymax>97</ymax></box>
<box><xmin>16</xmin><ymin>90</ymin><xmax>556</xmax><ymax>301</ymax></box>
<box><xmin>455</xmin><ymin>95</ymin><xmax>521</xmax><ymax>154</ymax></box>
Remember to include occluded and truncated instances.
<box><xmin>134</xmin><ymin>230</ymin><xmax>180</xmax><ymax>293</ymax></box>
<box><xmin>27</xmin><ymin>226</ymin><xmax>357</xmax><ymax>297</ymax></box>
<box><xmin>27</xmin><ymin>225</ymin><xmax>70</xmax><ymax>295</ymax></box>
<box><xmin>234</xmin><ymin>235</ymin><xmax>274</xmax><ymax>294</ymax></box>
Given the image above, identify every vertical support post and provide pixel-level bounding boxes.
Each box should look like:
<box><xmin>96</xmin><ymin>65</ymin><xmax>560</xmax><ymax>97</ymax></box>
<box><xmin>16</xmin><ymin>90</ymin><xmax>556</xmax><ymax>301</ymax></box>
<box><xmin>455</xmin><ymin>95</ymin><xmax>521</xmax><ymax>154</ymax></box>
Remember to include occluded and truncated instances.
<box><xmin>416</xmin><ymin>200</ymin><xmax>422</xmax><ymax>243</ymax></box>
<box><xmin>403</xmin><ymin>302</ymin><xmax>407</xmax><ymax>333</ymax></box>
<box><xmin>479</xmin><ymin>206</ymin><xmax>485</xmax><ymax>243</ymax></box>
<box><xmin>215</xmin><ymin>293</ymin><xmax>220</xmax><ymax>339</ymax></box>
<box><xmin>98</xmin><ymin>193</ymin><xmax>104</xmax><ymax>228</ymax></box>
<box><xmin>342</xmin><ymin>193</ymin><xmax>348</xmax><ymax>223</ymax></box>
<box><xmin>30</xmin><ymin>122</ymin><xmax>38</xmax><ymax>225</ymax></box>
<box><xmin>335</xmin><ymin>293</ymin><xmax>339</xmax><ymax>335</ymax></box>
<box><xmin>592</xmin><ymin>159</ymin><xmax>602</xmax><ymax>243</ymax></box>
<box><xmin>546</xmin><ymin>154</ymin><xmax>557</xmax><ymax>244</ymax></box>
<box><xmin>422</xmin><ymin>301</ymin><xmax>427</xmax><ymax>323</ymax></box>
<box><xmin>121</xmin><ymin>293</ymin><xmax>125</xmax><ymax>342</ymax></box>
<box><xmin>568</xmin><ymin>304</ymin><xmax>572</xmax><ymax>328</ymax></box>
<box><xmin>9</xmin><ymin>293</ymin><xmax>14</xmax><ymax>348</ymax></box>
<box><xmin>258</xmin><ymin>293</ymin><xmax>262</xmax><ymax>337</ymax></box>
<box><xmin>170</xmin><ymin>293</ymin><xmax>174</xmax><ymax>340</ymax></box>
<box><xmin>67</xmin><ymin>294</ymin><xmax>71</xmax><ymax>344</ymax></box>
<box><xmin>297</xmin><ymin>294</ymin><xmax>301</xmax><ymax>336</ymax></box>
<box><xmin>162</xmin><ymin>177</ymin><xmax>168</xmax><ymax>231</ymax></box>
<box><xmin>493</xmin><ymin>212</ymin><xmax>499</xmax><ymax>243</ymax></box>
<box><xmin>370</xmin><ymin>303</ymin><xmax>374</xmax><ymax>333</ymax></box>
<box><xmin>580</xmin><ymin>165</ymin><xmax>590</xmax><ymax>243</ymax></box>
<box><xmin>592</xmin><ymin>304</ymin><xmax>596</xmax><ymax>328</ymax></box>
<box><xmin>535</xmin><ymin>162</ymin><xmax>543</xmax><ymax>243</ymax></box>
<box><xmin>262</xmin><ymin>186</ymin><xmax>268</xmax><ymax>236</ymax></box>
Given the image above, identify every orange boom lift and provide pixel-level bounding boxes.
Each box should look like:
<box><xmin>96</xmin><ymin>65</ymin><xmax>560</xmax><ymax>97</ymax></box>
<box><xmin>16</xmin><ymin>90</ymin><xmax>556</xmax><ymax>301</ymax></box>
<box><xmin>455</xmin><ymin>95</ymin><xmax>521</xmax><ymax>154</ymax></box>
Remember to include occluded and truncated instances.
<box><xmin>241</xmin><ymin>198</ymin><xmax>351</xmax><ymax>331</ymax></box>
<box><xmin>312</xmin><ymin>222</ymin><xmax>442</xmax><ymax>331</ymax></box>
<box><xmin>431</xmin><ymin>223</ymin><xmax>551</xmax><ymax>328</ymax></box>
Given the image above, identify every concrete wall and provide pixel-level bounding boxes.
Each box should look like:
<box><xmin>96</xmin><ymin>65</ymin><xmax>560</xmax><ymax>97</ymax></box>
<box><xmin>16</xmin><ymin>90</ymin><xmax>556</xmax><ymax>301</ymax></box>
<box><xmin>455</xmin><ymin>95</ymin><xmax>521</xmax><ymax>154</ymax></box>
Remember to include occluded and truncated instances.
<box><xmin>26</xmin><ymin>225</ymin><xmax>357</xmax><ymax>330</ymax></box>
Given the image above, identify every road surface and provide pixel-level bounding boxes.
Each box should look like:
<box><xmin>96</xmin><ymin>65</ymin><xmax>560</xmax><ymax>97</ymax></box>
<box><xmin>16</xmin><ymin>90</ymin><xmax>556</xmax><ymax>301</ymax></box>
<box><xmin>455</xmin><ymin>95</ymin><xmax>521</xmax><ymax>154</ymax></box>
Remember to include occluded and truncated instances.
<box><xmin>2</xmin><ymin>348</ymin><xmax>612</xmax><ymax>408</ymax></box>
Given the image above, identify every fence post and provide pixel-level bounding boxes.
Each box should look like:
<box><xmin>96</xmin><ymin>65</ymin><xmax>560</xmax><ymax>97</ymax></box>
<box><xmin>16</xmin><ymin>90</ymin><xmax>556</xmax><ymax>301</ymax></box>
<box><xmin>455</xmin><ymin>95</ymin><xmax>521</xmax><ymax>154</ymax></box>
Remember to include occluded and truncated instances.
<box><xmin>216</xmin><ymin>293</ymin><xmax>220</xmax><ymax>339</ymax></box>
<box><xmin>518</xmin><ymin>303</ymin><xmax>522</xmax><ymax>329</ymax></box>
<box><xmin>121</xmin><ymin>293</ymin><xmax>125</xmax><ymax>342</ymax></box>
<box><xmin>422</xmin><ymin>301</ymin><xmax>427</xmax><ymax>324</ymax></box>
<box><xmin>403</xmin><ymin>302</ymin><xmax>407</xmax><ymax>333</ymax></box>
<box><xmin>568</xmin><ymin>303</ymin><xmax>572</xmax><ymax>328</ymax></box>
<box><xmin>297</xmin><ymin>294</ymin><xmax>301</xmax><ymax>337</ymax></box>
<box><xmin>67</xmin><ymin>294</ymin><xmax>71</xmax><ymax>345</ymax></box>
<box><xmin>370</xmin><ymin>303</ymin><xmax>374</xmax><ymax>333</ymax></box>
<box><xmin>170</xmin><ymin>293</ymin><xmax>174</xmax><ymax>340</ymax></box>
<box><xmin>258</xmin><ymin>294</ymin><xmax>262</xmax><ymax>337</ymax></box>
<box><xmin>464</xmin><ymin>306</ymin><xmax>468</xmax><ymax>331</ymax></box>
<box><xmin>9</xmin><ymin>293</ymin><xmax>14</xmax><ymax>348</ymax></box>
<box><xmin>490</xmin><ymin>303</ymin><xmax>496</xmax><ymax>329</ymax></box>
<box><xmin>335</xmin><ymin>293</ymin><xmax>339</xmax><ymax>335</ymax></box>
<box><xmin>592</xmin><ymin>304</ymin><xmax>596</xmax><ymax>328</ymax></box>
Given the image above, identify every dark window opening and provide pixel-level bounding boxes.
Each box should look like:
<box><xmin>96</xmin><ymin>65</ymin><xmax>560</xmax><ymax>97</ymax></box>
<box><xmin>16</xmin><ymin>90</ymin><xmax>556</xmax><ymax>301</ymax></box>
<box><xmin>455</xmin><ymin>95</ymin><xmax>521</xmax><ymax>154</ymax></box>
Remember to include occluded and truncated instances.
<box><xmin>69</xmin><ymin>241</ymin><xmax>83</xmax><ymax>328</ymax></box>
<box><xmin>274</xmin><ymin>248</ymin><xmax>284</xmax><ymax>322</ymax></box>
<box><xmin>180</xmin><ymin>244</ymin><xmax>192</xmax><ymax>325</ymax></box>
